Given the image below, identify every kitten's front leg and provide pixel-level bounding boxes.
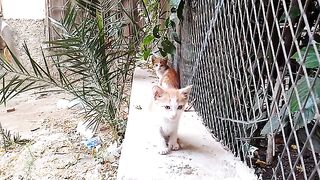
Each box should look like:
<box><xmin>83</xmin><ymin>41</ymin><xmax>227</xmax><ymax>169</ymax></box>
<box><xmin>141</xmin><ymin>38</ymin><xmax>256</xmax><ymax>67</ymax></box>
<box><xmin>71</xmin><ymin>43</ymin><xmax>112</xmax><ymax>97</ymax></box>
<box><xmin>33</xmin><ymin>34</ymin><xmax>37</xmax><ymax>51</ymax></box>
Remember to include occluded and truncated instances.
<box><xmin>168</xmin><ymin>134</ymin><xmax>180</xmax><ymax>151</ymax></box>
<box><xmin>158</xmin><ymin>136</ymin><xmax>170</xmax><ymax>155</ymax></box>
<box><xmin>158</xmin><ymin>128</ymin><xmax>170</xmax><ymax>155</ymax></box>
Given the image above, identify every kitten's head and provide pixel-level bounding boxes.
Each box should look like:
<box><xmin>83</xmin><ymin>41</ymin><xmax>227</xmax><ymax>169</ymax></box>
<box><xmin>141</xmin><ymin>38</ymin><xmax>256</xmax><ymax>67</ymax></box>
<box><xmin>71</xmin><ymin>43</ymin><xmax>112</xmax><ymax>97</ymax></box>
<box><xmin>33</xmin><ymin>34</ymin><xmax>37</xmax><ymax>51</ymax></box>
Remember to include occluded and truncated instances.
<box><xmin>151</xmin><ymin>55</ymin><xmax>168</xmax><ymax>73</ymax></box>
<box><xmin>152</xmin><ymin>85</ymin><xmax>192</xmax><ymax>120</ymax></box>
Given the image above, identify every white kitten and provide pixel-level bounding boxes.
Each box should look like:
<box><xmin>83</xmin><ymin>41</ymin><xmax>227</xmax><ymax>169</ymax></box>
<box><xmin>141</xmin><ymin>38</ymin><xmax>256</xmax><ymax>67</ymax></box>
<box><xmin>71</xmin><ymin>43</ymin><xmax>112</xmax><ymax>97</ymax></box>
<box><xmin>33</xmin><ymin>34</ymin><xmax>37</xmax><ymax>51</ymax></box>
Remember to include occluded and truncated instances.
<box><xmin>152</xmin><ymin>85</ymin><xmax>192</xmax><ymax>155</ymax></box>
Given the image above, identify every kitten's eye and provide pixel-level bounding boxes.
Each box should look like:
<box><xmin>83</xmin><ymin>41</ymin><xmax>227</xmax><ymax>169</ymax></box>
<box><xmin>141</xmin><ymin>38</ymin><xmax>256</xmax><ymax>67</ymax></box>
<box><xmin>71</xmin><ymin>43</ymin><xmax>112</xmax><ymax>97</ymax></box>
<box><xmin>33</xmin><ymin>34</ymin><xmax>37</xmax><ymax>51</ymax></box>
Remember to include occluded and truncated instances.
<box><xmin>160</xmin><ymin>65</ymin><xmax>164</xmax><ymax>67</ymax></box>
<box><xmin>177</xmin><ymin>105</ymin><xmax>183</xmax><ymax>110</ymax></box>
<box><xmin>164</xmin><ymin>106</ymin><xmax>171</xmax><ymax>110</ymax></box>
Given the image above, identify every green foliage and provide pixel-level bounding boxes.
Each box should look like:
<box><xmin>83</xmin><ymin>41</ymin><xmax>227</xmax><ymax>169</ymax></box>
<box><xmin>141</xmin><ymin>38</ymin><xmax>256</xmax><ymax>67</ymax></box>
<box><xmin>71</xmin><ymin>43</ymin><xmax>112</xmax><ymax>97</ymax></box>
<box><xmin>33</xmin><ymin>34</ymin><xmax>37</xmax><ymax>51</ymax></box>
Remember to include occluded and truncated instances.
<box><xmin>292</xmin><ymin>97</ymin><xmax>319</xmax><ymax>130</ymax></box>
<box><xmin>0</xmin><ymin>1</ymin><xmax>141</xmax><ymax>138</ymax></box>
<box><xmin>288</xmin><ymin>77</ymin><xmax>320</xmax><ymax>112</ymax></box>
<box><xmin>143</xmin><ymin>34</ymin><xmax>155</xmax><ymax>45</ymax></box>
<box><xmin>261</xmin><ymin>77</ymin><xmax>320</xmax><ymax>134</ymax></box>
<box><xmin>291</xmin><ymin>44</ymin><xmax>320</xmax><ymax>69</ymax></box>
<box><xmin>0</xmin><ymin>122</ymin><xmax>30</xmax><ymax>151</ymax></box>
<box><xmin>152</xmin><ymin>25</ymin><xmax>161</xmax><ymax>39</ymax></box>
<box><xmin>260</xmin><ymin>107</ymin><xmax>288</xmax><ymax>135</ymax></box>
<box><xmin>139</xmin><ymin>0</ymin><xmax>185</xmax><ymax>59</ymax></box>
<box><xmin>280</xmin><ymin>6</ymin><xmax>301</xmax><ymax>22</ymax></box>
<box><xmin>176</xmin><ymin>0</ymin><xmax>185</xmax><ymax>21</ymax></box>
<box><xmin>160</xmin><ymin>38</ymin><xmax>176</xmax><ymax>56</ymax></box>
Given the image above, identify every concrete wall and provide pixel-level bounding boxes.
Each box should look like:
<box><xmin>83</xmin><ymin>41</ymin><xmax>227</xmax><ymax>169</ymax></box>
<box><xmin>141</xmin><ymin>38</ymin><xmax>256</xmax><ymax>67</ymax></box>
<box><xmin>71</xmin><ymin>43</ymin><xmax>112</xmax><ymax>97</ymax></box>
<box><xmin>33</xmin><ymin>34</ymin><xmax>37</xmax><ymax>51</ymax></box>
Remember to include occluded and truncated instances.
<box><xmin>1</xmin><ymin>0</ymin><xmax>47</xmax><ymax>67</ymax></box>
<box><xmin>2</xmin><ymin>0</ymin><xmax>46</xmax><ymax>19</ymax></box>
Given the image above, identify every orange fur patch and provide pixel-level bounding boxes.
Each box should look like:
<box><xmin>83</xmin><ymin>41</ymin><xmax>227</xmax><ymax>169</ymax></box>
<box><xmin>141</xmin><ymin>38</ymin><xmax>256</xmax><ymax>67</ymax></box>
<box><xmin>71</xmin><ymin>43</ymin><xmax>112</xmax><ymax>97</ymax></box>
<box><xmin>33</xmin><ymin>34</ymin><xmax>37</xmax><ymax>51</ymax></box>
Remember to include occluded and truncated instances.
<box><xmin>151</xmin><ymin>55</ymin><xmax>180</xmax><ymax>89</ymax></box>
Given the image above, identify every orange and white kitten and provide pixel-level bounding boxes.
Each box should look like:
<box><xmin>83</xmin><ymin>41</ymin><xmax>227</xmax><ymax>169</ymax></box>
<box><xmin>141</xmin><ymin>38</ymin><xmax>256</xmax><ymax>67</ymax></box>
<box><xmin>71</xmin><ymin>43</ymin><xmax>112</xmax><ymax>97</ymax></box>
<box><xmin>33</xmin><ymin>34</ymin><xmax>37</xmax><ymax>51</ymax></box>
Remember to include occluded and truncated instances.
<box><xmin>152</xmin><ymin>85</ymin><xmax>192</xmax><ymax>155</ymax></box>
<box><xmin>151</xmin><ymin>55</ymin><xmax>180</xmax><ymax>89</ymax></box>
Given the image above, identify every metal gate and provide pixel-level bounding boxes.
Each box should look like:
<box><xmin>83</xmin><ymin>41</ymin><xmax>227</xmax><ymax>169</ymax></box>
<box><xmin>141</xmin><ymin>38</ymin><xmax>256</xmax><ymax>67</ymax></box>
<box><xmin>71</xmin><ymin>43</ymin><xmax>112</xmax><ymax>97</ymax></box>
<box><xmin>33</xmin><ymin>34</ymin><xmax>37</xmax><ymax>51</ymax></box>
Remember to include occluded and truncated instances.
<box><xmin>46</xmin><ymin>0</ymin><xmax>71</xmax><ymax>40</ymax></box>
<box><xmin>177</xmin><ymin>0</ymin><xmax>320</xmax><ymax>179</ymax></box>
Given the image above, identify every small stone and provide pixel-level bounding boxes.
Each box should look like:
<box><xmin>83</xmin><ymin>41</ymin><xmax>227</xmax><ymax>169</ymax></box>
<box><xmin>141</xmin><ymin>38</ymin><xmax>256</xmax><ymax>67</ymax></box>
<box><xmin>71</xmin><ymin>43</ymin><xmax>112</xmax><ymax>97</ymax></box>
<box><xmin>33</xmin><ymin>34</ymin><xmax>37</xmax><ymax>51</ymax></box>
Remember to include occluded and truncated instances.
<box><xmin>6</xmin><ymin>108</ymin><xmax>15</xmax><ymax>113</ymax></box>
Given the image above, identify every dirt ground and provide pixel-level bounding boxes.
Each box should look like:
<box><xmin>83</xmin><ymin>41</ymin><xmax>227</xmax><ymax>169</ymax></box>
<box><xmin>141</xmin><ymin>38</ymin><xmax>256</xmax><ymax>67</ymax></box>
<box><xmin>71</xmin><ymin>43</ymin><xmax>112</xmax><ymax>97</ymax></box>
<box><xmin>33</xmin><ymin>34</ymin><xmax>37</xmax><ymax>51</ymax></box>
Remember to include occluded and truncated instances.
<box><xmin>0</xmin><ymin>90</ymin><xmax>120</xmax><ymax>179</ymax></box>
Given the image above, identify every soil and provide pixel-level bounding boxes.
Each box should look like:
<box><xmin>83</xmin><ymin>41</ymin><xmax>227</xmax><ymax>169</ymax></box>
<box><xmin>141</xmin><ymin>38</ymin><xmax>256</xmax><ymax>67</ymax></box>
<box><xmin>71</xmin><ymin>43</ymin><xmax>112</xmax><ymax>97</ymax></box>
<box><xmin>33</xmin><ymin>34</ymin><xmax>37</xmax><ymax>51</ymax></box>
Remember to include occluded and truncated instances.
<box><xmin>0</xmin><ymin>90</ymin><xmax>120</xmax><ymax>179</ymax></box>
<box><xmin>251</xmin><ymin>143</ymin><xmax>320</xmax><ymax>179</ymax></box>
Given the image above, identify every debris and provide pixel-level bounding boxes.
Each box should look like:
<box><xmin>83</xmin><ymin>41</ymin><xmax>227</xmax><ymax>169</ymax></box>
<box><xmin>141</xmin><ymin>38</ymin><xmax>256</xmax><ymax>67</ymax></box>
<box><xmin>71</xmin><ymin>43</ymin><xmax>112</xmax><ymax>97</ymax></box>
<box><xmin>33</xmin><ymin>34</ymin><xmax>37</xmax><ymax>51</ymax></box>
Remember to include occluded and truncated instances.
<box><xmin>36</xmin><ymin>93</ymin><xmax>48</xmax><ymax>99</ymax></box>
<box><xmin>247</xmin><ymin>145</ymin><xmax>259</xmax><ymax>159</ymax></box>
<box><xmin>56</xmin><ymin>99</ymin><xmax>70</xmax><ymax>109</ymax></box>
<box><xmin>296</xmin><ymin>165</ymin><xmax>303</xmax><ymax>173</ymax></box>
<box><xmin>85</xmin><ymin>136</ymin><xmax>102</xmax><ymax>150</ymax></box>
<box><xmin>68</xmin><ymin>99</ymin><xmax>84</xmax><ymax>109</ymax></box>
<box><xmin>256</xmin><ymin>159</ymin><xmax>267</xmax><ymax>168</ymax></box>
<box><xmin>76</xmin><ymin>121</ymin><xmax>95</xmax><ymax>139</ymax></box>
<box><xmin>6</xmin><ymin>108</ymin><xmax>15</xmax><ymax>113</ymax></box>
<box><xmin>99</xmin><ymin>126</ymin><xmax>108</xmax><ymax>132</ymax></box>
<box><xmin>30</xmin><ymin>127</ymin><xmax>40</xmax><ymax>132</ymax></box>
<box><xmin>291</xmin><ymin>144</ymin><xmax>298</xmax><ymax>150</ymax></box>
<box><xmin>56</xmin><ymin>99</ymin><xmax>84</xmax><ymax>110</ymax></box>
<box><xmin>107</xmin><ymin>142</ymin><xmax>121</xmax><ymax>158</ymax></box>
<box><xmin>95</xmin><ymin>142</ymin><xmax>120</xmax><ymax>163</ymax></box>
<box><xmin>135</xmin><ymin>105</ymin><xmax>142</xmax><ymax>110</ymax></box>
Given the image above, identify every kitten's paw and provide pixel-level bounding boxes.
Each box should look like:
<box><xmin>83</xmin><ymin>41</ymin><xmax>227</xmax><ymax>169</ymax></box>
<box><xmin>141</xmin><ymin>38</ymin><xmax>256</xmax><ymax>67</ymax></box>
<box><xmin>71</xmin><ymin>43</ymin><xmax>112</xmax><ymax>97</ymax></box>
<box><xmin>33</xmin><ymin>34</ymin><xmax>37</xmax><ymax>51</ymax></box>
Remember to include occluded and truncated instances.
<box><xmin>158</xmin><ymin>148</ymin><xmax>170</xmax><ymax>155</ymax></box>
<box><xmin>169</xmin><ymin>141</ymin><xmax>180</xmax><ymax>151</ymax></box>
<box><xmin>171</xmin><ymin>143</ymin><xmax>180</xmax><ymax>151</ymax></box>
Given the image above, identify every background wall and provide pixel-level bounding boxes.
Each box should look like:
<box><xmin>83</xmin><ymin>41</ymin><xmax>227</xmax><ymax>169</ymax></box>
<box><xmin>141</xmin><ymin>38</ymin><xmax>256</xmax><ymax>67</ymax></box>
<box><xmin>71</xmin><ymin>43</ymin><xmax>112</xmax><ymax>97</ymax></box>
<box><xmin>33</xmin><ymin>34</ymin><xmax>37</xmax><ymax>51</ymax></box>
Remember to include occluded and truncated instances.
<box><xmin>2</xmin><ymin>0</ymin><xmax>46</xmax><ymax>19</ymax></box>
<box><xmin>1</xmin><ymin>0</ymin><xmax>46</xmax><ymax>68</ymax></box>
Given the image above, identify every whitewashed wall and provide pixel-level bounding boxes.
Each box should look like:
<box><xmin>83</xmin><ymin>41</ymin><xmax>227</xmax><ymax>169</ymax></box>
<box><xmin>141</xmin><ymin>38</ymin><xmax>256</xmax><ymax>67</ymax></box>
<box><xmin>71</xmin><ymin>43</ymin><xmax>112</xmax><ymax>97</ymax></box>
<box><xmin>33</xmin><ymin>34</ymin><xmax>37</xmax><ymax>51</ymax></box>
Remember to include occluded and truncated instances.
<box><xmin>0</xmin><ymin>0</ymin><xmax>47</xmax><ymax>69</ymax></box>
<box><xmin>2</xmin><ymin>0</ymin><xmax>45</xmax><ymax>19</ymax></box>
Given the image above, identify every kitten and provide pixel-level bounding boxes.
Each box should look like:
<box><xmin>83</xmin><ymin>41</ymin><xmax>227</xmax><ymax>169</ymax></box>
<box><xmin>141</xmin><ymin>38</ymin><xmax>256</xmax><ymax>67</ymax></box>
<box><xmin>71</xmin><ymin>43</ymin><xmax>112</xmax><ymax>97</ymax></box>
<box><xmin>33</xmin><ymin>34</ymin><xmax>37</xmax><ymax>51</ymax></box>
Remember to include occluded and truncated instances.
<box><xmin>151</xmin><ymin>55</ymin><xmax>180</xmax><ymax>89</ymax></box>
<box><xmin>152</xmin><ymin>85</ymin><xmax>192</xmax><ymax>155</ymax></box>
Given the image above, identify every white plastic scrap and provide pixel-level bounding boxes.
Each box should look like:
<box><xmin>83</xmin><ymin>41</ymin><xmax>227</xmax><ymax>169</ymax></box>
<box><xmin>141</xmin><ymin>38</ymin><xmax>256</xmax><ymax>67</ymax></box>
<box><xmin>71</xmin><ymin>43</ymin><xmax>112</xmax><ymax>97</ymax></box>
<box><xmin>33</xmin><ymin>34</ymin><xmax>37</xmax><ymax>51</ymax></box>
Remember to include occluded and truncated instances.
<box><xmin>247</xmin><ymin>145</ymin><xmax>259</xmax><ymax>159</ymax></box>
<box><xmin>104</xmin><ymin>142</ymin><xmax>121</xmax><ymax>163</ymax></box>
<box><xmin>76</xmin><ymin>121</ymin><xmax>95</xmax><ymax>139</ymax></box>
<box><xmin>56</xmin><ymin>98</ymin><xmax>84</xmax><ymax>109</ymax></box>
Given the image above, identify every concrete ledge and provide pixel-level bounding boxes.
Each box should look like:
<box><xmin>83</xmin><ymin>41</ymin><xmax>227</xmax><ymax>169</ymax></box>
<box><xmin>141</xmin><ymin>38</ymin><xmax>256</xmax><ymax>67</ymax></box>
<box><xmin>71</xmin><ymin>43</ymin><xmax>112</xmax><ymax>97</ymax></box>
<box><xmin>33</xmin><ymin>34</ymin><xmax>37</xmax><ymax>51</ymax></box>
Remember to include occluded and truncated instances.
<box><xmin>117</xmin><ymin>67</ymin><xmax>256</xmax><ymax>180</ymax></box>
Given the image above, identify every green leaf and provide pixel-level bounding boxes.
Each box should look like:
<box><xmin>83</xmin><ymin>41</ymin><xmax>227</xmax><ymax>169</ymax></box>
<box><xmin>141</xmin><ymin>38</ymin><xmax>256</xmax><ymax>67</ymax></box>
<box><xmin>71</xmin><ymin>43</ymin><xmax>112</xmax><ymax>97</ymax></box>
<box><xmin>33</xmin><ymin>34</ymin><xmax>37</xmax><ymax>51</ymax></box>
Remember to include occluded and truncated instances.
<box><xmin>165</xmin><ymin>18</ymin><xmax>170</xmax><ymax>28</ymax></box>
<box><xmin>143</xmin><ymin>49</ymin><xmax>151</xmax><ymax>60</ymax></box>
<box><xmin>165</xmin><ymin>18</ymin><xmax>177</xmax><ymax>30</ymax></box>
<box><xmin>153</xmin><ymin>25</ymin><xmax>161</xmax><ymax>38</ymax></box>
<box><xmin>159</xmin><ymin>47</ymin><xmax>167</xmax><ymax>57</ymax></box>
<box><xmin>292</xmin><ymin>46</ymin><xmax>320</xmax><ymax>68</ymax></box>
<box><xmin>143</xmin><ymin>34</ymin><xmax>155</xmax><ymax>45</ymax></box>
<box><xmin>260</xmin><ymin>107</ymin><xmax>288</xmax><ymax>135</ymax></box>
<box><xmin>177</xmin><ymin>0</ymin><xmax>185</xmax><ymax>21</ymax></box>
<box><xmin>280</xmin><ymin>6</ymin><xmax>300</xmax><ymax>22</ymax></box>
<box><xmin>288</xmin><ymin>77</ymin><xmax>320</xmax><ymax>112</ymax></box>
<box><xmin>171</xmin><ymin>32</ymin><xmax>181</xmax><ymax>44</ymax></box>
<box><xmin>261</xmin><ymin>115</ymin><xmax>282</xmax><ymax>135</ymax></box>
<box><xmin>292</xmin><ymin>97</ymin><xmax>319</xmax><ymax>130</ymax></box>
<box><xmin>161</xmin><ymin>38</ymin><xmax>176</xmax><ymax>55</ymax></box>
<box><xmin>170</xmin><ymin>20</ymin><xmax>176</xmax><ymax>30</ymax></box>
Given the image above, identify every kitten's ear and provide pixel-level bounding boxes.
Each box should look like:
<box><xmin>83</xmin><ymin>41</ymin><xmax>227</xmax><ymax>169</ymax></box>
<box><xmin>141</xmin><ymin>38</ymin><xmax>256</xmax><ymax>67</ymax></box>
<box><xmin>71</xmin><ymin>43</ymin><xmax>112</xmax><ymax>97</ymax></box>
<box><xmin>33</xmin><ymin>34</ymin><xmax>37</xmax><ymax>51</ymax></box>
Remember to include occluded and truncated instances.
<box><xmin>152</xmin><ymin>85</ymin><xmax>165</xmax><ymax>100</ymax></box>
<box><xmin>163</xmin><ymin>57</ymin><xmax>168</xmax><ymax>64</ymax></box>
<box><xmin>179</xmin><ymin>85</ymin><xmax>193</xmax><ymax>99</ymax></box>
<box><xmin>151</xmin><ymin>55</ymin><xmax>157</xmax><ymax>65</ymax></box>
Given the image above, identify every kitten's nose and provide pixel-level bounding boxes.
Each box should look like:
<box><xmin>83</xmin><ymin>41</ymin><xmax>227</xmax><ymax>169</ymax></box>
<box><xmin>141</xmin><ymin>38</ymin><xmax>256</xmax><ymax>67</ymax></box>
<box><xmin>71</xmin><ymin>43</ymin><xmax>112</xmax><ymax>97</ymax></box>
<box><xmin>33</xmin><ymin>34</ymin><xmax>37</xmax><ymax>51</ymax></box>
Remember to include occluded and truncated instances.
<box><xmin>168</xmin><ymin>113</ymin><xmax>177</xmax><ymax>119</ymax></box>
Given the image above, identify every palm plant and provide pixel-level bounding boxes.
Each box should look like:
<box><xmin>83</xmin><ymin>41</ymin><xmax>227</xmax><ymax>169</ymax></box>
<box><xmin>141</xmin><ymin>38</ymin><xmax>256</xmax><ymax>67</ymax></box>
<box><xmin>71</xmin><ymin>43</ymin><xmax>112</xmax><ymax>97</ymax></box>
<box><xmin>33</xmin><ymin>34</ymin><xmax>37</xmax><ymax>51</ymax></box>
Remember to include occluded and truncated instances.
<box><xmin>0</xmin><ymin>122</ymin><xmax>30</xmax><ymax>152</ymax></box>
<box><xmin>0</xmin><ymin>0</ymin><xmax>141</xmax><ymax>139</ymax></box>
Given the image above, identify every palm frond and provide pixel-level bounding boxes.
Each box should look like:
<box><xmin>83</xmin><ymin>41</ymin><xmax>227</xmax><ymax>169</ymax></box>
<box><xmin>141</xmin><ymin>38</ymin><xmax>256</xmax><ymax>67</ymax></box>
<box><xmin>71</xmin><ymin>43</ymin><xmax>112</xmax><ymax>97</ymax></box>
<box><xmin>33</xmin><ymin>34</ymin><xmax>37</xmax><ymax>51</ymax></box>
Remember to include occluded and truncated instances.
<box><xmin>0</xmin><ymin>0</ymin><xmax>142</xmax><ymax>138</ymax></box>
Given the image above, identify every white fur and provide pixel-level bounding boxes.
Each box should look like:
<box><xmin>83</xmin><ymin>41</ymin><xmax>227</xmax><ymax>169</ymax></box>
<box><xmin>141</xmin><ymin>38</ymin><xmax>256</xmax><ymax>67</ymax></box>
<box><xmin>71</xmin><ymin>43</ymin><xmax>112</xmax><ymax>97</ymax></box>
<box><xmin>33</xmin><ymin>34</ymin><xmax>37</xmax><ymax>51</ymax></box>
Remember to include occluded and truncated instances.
<box><xmin>154</xmin><ymin>63</ymin><xmax>167</xmax><ymax>79</ymax></box>
<box><xmin>153</xmin><ymin>97</ymin><xmax>185</xmax><ymax>155</ymax></box>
